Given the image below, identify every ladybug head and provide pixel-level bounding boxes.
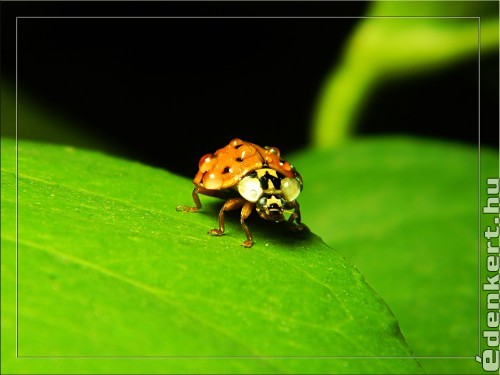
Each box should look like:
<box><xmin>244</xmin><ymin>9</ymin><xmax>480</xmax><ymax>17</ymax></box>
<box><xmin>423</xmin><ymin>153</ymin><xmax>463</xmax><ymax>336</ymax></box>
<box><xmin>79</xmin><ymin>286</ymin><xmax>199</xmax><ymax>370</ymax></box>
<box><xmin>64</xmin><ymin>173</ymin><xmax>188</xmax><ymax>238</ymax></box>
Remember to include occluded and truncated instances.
<box><xmin>255</xmin><ymin>194</ymin><xmax>286</xmax><ymax>222</ymax></box>
<box><xmin>237</xmin><ymin>168</ymin><xmax>302</xmax><ymax>223</ymax></box>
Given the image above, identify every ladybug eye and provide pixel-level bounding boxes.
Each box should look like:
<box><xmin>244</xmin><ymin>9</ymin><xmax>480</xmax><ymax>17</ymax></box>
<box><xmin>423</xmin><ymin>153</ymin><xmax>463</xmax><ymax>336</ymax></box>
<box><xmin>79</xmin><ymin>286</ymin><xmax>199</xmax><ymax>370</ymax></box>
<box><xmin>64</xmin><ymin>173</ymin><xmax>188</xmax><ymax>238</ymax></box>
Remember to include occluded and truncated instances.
<box><xmin>238</xmin><ymin>176</ymin><xmax>263</xmax><ymax>203</ymax></box>
<box><xmin>281</xmin><ymin>178</ymin><xmax>301</xmax><ymax>202</ymax></box>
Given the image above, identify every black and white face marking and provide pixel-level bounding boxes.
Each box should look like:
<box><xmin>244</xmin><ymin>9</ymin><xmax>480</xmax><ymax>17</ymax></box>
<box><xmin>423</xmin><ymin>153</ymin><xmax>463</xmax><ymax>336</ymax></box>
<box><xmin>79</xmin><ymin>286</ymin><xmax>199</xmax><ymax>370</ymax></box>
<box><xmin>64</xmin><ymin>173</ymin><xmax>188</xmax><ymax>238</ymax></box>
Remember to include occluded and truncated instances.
<box><xmin>255</xmin><ymin>194</ymin><xmax>286</xmax><ymax>222</ymax></box>
<box><xmin>237</xmin><ymin>168</ymin><xmax>302</xmax><ymax>222</ymax></box>
<box><xmin>256</xmin><ymin>168</ymin><xmax>283</xmax><ymax>192</ymax></box>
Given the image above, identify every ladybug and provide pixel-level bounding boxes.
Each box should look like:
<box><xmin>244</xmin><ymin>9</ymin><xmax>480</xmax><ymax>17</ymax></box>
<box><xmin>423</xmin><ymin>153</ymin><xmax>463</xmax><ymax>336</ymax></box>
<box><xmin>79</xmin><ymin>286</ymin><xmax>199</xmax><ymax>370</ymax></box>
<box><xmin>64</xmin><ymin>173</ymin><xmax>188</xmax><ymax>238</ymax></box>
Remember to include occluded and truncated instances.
<box><xmin>176</xmin><ymin>138</ymin><xmax>307</xmax><ymax>248</ymax></box>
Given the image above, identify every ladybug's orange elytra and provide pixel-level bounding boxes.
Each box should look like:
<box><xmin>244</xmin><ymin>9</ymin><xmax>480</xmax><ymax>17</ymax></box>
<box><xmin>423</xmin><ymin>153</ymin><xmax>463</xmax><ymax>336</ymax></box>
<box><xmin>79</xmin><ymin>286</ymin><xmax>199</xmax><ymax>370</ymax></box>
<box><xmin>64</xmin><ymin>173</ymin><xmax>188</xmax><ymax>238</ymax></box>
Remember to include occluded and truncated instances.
<box><xmin>176</xmin><ymin>138</ymin><xmax>307</xmax><ymax>248</ymax></box>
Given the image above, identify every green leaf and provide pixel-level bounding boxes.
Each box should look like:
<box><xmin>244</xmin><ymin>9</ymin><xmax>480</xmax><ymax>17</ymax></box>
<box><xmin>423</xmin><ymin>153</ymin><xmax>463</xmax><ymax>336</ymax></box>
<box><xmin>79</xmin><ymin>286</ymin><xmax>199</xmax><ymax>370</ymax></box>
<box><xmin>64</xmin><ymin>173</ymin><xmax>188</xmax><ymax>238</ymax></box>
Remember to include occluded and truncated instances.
<box><xmin>1</xmin><ymin>138</ymin><xmax>422</xmax><ymax>374</ymax></box>
<box><xmin>292</xmin><ymin>137</ymin><xmax>498</xmax><ymax>374</ymax></box>
<box><xmin>312</xmin><ymin>2</ymin><xmax>499</xmax><ymax>147</ymax></box>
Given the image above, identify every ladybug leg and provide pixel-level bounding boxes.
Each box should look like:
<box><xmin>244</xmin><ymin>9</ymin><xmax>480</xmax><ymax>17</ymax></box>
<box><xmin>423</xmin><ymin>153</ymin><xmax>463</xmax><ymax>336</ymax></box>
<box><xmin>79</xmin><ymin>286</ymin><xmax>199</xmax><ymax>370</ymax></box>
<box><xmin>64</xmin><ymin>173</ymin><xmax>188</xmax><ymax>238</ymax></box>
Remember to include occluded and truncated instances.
<box><xmin>208</xmin><ymin>197</ymin><xmax>246</xmax><ymax>237</ymax></box>
<box><xmin>240</xmin><ymin>201</ymin><xmax>255</xmax><ymax>248</ymax></box>
<box><xmin>176</xmin><ymin>187</ymin><xmax>202</xmax><ymax>212</ymax></box>
<box><xmin>286</xmin><ymin>201</ymin><xmax>309</xmax><ymax>232</ymax></box>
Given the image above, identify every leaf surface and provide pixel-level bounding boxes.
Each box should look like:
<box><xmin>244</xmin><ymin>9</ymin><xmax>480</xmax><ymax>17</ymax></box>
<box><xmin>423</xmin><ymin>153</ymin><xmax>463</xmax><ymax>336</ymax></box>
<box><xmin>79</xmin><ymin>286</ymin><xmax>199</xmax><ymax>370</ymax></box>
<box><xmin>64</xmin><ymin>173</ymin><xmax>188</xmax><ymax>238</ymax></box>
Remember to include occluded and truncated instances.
<box><xmin>1</xmin><ymin>138</ymin><xmax>422</xmax><ymax>374</ymax></box>
<box><xmin>292</xmin><ymin>137</ymin><xmax>497</xmax><ymax>374</ymax></box>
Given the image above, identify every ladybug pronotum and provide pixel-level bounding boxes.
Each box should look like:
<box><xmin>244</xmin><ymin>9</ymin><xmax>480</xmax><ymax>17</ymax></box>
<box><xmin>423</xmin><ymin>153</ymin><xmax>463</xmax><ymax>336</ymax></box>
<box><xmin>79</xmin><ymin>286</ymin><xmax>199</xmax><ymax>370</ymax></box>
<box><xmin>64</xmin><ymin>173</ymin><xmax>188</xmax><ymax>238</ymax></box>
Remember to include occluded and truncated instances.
<box><xmin>176</xmin><ymin>138</ymin><xmax>307</xmax><ymax>248</ymax></box>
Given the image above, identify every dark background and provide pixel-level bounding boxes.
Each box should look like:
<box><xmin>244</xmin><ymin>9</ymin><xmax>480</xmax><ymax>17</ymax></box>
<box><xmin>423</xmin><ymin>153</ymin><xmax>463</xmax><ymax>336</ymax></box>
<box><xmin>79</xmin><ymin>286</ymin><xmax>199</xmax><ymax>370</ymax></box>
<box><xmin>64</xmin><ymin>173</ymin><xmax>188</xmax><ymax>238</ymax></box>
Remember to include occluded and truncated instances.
<box><xmin>2</xmin><ymin>1</ymin><xmax>498</xmax><ymax>178</ymax></box>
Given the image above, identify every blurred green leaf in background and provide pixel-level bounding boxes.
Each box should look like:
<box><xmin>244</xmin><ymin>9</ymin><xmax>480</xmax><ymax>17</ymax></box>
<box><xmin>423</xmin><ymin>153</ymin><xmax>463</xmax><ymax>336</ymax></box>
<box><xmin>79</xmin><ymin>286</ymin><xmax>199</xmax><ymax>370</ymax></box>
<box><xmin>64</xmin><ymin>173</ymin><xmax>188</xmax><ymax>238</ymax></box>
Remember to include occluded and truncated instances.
<box><xmin>308</xmin><ymin>2</ymin><xmax>498</xmax><ymax>374</ymax></box>
<box><xmin>2</xmin><ymin>1</ymin><xmax>499</xmax><ymax>374</ymax></box>
<box><xmin>313</xmin><ymin>1</ymin><xmax>498</xmax><ymax>148</ymax></box>
<box><xmin>293</xmin><ymin>139</ymin><xmax>497</xmax><ymax>374</ymax></box>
